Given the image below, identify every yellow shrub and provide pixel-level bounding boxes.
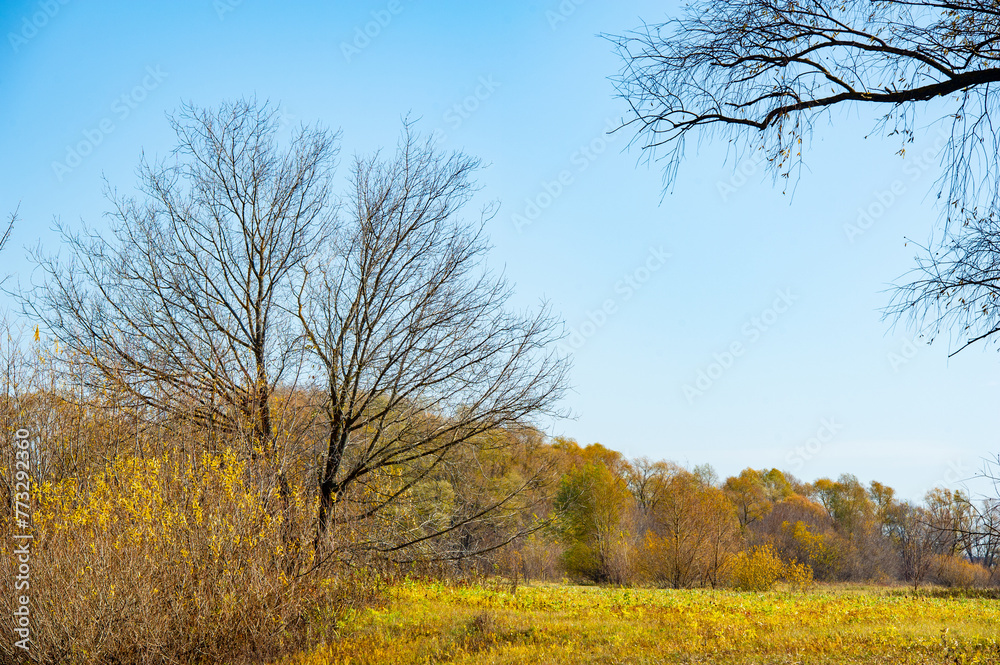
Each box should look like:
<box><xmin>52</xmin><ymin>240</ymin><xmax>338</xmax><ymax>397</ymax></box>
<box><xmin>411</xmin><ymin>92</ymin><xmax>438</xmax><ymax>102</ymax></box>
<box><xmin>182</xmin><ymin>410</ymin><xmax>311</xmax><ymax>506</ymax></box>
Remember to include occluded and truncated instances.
<box><xmin>0</xmin><ymin>451</ymin><xmax>369</xmax><ymax>665</ymax></box>
<box><xmin>933</xmin><ymin>554</ymin><xmax>990</xmax><ymax>588</ymax></box>
<box><xmin>783</xmin><ymin>559</ymin><xmax>815</xmax><ymax>591</ymax></box>
<box><xmin>726</xmin><ymin>544</ymin><xmax>786</xmax><ymax>591</ymax></box>
<box><xmin>725</xmin><ymin>544</ymin><xmax>815</xmax><ymax>592</ymax></box>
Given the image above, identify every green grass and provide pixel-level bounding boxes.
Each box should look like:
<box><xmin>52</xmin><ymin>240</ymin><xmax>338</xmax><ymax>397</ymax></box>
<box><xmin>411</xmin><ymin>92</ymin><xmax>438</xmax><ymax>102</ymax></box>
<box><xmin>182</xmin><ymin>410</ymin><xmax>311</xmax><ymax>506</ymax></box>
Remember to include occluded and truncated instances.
<box><xmin>282</xmin><ymin>581</ymin><xmax>1000</xmax><ymax>664</ymax></box>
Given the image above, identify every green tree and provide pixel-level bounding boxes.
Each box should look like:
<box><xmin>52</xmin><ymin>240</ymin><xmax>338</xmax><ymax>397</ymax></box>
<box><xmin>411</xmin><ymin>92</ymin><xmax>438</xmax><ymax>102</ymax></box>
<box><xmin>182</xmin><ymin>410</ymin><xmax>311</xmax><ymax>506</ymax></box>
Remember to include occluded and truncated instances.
<box><xmin>724</xmin><ymin>469</ymin><xmax>772</xmax><ymax>529</ymax></box>
<box><xmin>554</xmin><ymin>462</ymin><xmax>632</xmax><ymax>583</ymax></box>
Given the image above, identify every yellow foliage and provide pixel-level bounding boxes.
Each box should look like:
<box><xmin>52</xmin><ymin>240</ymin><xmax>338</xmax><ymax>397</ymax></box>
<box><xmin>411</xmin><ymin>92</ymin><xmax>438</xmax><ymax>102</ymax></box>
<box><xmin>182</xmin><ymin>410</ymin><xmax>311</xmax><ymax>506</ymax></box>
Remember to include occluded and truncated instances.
<box><xmin>782</xmin><ymin>519</ymin><xmax>839</xmax><ymax>575</ymax></box>
<box><xmin>933</xmin><ymin>554</ymin><xmax>990</xmax><ymax>588</ymax></box>
<box><xmin>725</xmin><ymin>543</ymin><xmax>814</xmax><ymax>592</ymax></box>
<box><xmin>0</xmin><ymin>450</ymin><xmax>352</xmax><ymax>664</ymax></box>
<box><xmin>783</xmin><ymin>558</ymin><xmax>815</xmax><ymax>591</ymax></box>
<box><xmin>726</xmin><ymin>544</ymin><xmax>787</xmax><ymax>591</ymax></box>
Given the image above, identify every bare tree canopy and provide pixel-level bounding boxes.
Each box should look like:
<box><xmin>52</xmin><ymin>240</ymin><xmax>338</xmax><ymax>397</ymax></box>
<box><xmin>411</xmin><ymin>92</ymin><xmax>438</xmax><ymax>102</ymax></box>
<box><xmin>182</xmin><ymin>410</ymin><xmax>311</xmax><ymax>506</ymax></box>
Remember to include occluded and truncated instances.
<box><xmin>611</xmin><ymin>0</ymin><xmax>1000</xmax><ymax>214</ymax></box>
<box><xmin>886</xmin><ymin>214</ymin><xmax>1000</xmax><ymax>354</ymax></box>
<box><xmin>612</xmin><ymin>0</ymin><xmax>1000</xmax><ymax>354</ymax></box>
<box><xmin>25</xmin><ymin>99</ymin><xmax>339</xmax><ymax>457</ymax></box>
<box><xmin>298</xmin><ymin>125</ymin><xmax>570</xmax><ymax>552</ymax></box>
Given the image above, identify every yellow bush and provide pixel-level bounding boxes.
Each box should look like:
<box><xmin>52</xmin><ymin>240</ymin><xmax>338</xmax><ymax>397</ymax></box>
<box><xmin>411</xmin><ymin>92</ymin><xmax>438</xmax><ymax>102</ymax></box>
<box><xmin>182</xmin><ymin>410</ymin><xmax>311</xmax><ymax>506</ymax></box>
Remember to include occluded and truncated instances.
<box><xmin>726</xmin><ymin>544</ymin><xmax>786</xmax><ymax>591</ymax></box>
<box><xmin>933</xmin><ymin>554</ymin><xmax>990</xmax><ymax>588</ymax></box>
<box><xmin>725</xmin><ymin>544</ymin><xmax>815</xmax><ymax>592</ymax></box>
<box><xmin>783</xmin><ymin>559</ymin><xmax>815</xmax><ymax>591</ymax></box>
<box><xmin>0</xmin><ymin>451</ymin><xmax>371</xmax><ymax>665</ymax></box>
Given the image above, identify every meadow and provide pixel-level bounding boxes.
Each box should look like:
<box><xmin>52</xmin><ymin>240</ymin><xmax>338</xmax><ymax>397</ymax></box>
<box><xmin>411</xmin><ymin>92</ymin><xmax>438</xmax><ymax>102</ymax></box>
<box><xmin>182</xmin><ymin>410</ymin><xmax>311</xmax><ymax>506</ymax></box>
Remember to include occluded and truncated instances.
<box><xmin>284</xmin><ymin>581</ymin><xmax>1000</xmax><ymax>665</ymax></box>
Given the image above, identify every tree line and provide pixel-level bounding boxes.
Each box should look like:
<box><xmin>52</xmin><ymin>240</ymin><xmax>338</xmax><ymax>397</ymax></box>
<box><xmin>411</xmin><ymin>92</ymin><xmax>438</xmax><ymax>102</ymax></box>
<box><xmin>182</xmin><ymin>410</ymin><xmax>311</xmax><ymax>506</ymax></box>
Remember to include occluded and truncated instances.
<box><xmin>511</xmin><ymin>439</ymin><xmax>1000</xmax><ymax>590</ymax></box>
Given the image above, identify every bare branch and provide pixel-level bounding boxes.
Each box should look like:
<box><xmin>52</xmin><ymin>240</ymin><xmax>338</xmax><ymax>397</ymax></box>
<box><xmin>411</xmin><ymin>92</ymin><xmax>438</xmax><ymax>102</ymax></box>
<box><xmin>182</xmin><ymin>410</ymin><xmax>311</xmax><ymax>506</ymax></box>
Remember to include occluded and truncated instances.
<box><xmin>299</xmin><ymin>124</ymin><xmax>570</xmax><ymax>552</ymax></box>
<box><xmin>24</xmin><ymin>99</ymin><xmax>339</xmax><ymax>468</ymax></box>
<box><xmin>610</xmin><ymin>0</ymin><xmax>1000</xmax><ymax>213</ymax></box>
<box><xmin>886</xmin><ymin>212</ymin><xmax>1000</xmax><ymax>351</ymax></box>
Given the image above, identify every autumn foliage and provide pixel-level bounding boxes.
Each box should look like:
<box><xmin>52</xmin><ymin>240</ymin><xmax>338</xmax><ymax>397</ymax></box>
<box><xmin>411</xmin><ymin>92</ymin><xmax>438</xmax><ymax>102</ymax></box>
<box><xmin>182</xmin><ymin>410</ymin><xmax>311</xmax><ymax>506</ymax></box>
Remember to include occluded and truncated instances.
<box><xmin>1</xmin><ymin>336</ymin><xmax>998</xmax><ymax>663</ymax></box>
<box><xmin>517</xmin><ymin>439</ymin><xmax>1000</xmax><ymax>593</ymax></box>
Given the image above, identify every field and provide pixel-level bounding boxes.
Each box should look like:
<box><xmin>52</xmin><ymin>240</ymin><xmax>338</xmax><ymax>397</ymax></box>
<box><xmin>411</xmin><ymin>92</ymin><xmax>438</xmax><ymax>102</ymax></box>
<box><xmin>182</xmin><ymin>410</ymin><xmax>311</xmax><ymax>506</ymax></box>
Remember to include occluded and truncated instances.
<box><xmin>283</xmin><ymin>581</ymin><xmax>1000</xmax><ymax>665</ymax></box>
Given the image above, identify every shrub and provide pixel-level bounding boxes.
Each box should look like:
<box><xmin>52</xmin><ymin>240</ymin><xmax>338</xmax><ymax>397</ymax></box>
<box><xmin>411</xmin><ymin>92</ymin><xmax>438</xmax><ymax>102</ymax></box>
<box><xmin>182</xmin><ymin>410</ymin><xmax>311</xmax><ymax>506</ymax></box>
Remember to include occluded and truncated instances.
<box><xmin>0</xmin><ymin>450</ymin><xmax>379</xmax><ymax>664</ymax></box>
<box><xmin>726</xmin><ymin>544</ymin><xmax>786</xmax><ymax>591</ymax></box>
<box><xmin>783</xmin><ymin>559</ymin><xmax>815</xmax><ymax>591</ymax></box>
<box><xmin>724</xmin><ymin>544</ymin><xmax>814</xmax><ymax>592</ymax></box>
<box><xmin>933</xmin><ymin>554</ymin><xmax>991</xmax><ymax>589</ymax></box>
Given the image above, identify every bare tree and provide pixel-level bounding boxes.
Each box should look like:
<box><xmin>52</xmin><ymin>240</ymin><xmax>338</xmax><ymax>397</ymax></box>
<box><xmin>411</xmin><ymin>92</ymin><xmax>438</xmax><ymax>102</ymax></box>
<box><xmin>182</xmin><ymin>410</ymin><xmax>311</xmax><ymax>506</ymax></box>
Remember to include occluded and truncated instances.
<box><xmin>886</xmin><ymin>213</ymin><xmax>1000</xmax><ymax>352</ymax></box>
<box><xmin>888</xmin><ymin>502</ymin><xmax>941</xmax><ymax>589</ymax></box>
<box><xmin>23</xmin><ymin>102</ymin><xmax>569</xmax><ymax>562</ymax></box>
<box><xmin>297</xmin><ymin>125</ymin><xmax>569</xmax><ymax>555</ymax></box>
<box><xmin>611</xmin><ymin>1</ymin><xmax>1000</xmax><ymax>355</ymax></box>
<box><xmin>972</xmin><ymin>497</ymin><xmax>1000</xmax><ymax>570</ymax></box>
<box><xmin>610</xmin><ymin>0</ymin><xmax>1000</xmax><ymax>214</ymax></box>
<box><xmin>25</xmin><ymin>99</ymin><xmax>338</xmax><ymax>475</ymax></box>
<box><xmin>934</xmin><ymin>459</ymin><xmax>1000</xmax><ymax>568</ymax></box>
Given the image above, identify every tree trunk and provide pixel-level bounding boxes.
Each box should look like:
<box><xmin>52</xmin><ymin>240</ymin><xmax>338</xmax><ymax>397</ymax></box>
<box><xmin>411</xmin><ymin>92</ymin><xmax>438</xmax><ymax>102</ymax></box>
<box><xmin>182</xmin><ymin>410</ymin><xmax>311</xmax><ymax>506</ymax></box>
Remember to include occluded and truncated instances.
<box><xmin>317</xmin><ymin>410</ymin><xmax>348</xmax><ymax>546</ymax></box>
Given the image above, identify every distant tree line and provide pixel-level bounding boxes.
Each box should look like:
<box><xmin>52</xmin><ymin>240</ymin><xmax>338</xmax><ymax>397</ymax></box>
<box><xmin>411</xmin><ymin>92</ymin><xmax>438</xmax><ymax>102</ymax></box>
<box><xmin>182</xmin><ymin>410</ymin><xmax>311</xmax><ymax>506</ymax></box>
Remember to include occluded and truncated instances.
<box><xmin>509</xmin><ymin>439</ymin><xmax>1000</xmax><ymax>590</ymax></box>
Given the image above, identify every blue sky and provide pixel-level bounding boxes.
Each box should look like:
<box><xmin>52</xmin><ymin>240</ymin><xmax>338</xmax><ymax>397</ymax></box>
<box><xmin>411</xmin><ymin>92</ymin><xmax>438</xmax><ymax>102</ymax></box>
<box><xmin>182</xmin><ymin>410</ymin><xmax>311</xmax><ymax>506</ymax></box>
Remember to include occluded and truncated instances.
<box><xmin>2</xmin><ymin>0</ymin><xmax>997</xmax><ymax>500</ymax></box>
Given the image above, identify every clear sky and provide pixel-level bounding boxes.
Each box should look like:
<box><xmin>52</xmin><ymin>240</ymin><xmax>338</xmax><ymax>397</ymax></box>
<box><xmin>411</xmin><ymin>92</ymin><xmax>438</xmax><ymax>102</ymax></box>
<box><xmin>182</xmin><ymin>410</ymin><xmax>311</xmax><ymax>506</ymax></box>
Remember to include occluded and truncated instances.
<box><xmin>2</xmin><ymin>0</ymin><xmax>997</xmax><ymax>501</ymax></box>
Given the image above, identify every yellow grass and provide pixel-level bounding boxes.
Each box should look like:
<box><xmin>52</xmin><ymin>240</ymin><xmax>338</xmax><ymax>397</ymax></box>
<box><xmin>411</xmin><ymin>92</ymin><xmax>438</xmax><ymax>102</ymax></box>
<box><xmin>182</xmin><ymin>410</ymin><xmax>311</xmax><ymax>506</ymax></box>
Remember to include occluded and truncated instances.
<box><xmin>280</xmin><ymin>581</ymin><xmax>1000</xmax><ymax>664</ymax></box>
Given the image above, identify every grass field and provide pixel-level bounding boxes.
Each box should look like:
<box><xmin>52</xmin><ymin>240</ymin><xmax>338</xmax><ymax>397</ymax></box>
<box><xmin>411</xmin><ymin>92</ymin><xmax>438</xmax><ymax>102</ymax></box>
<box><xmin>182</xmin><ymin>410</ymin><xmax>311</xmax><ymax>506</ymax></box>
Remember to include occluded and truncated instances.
<box><xmin>282</xmin><ymin>581</ymin><xmax>1000</xmax><ymax>664</ymax></box>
